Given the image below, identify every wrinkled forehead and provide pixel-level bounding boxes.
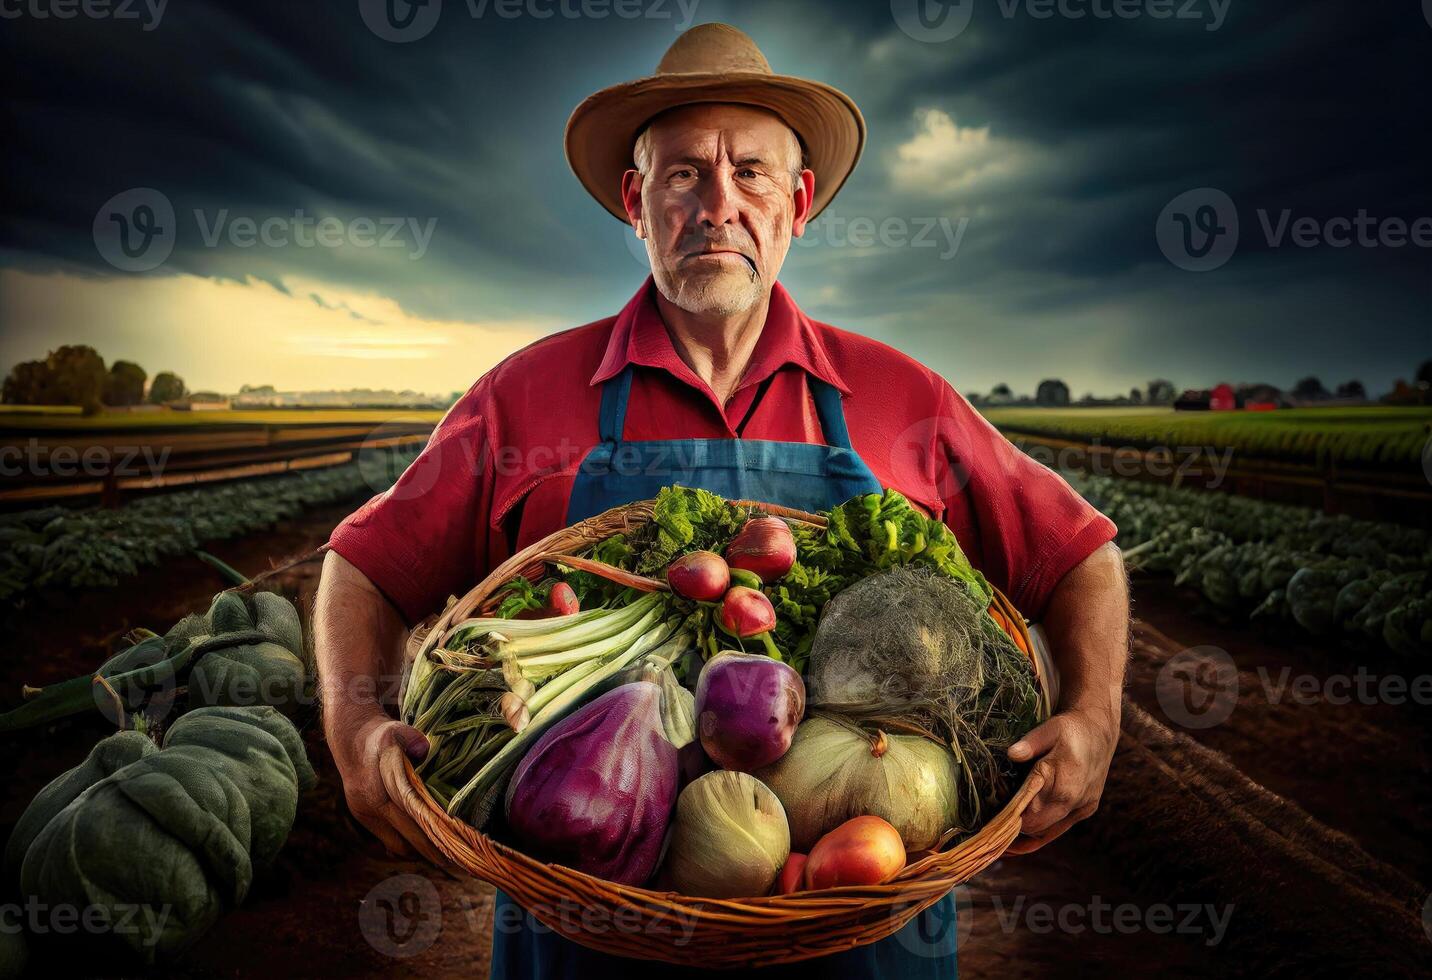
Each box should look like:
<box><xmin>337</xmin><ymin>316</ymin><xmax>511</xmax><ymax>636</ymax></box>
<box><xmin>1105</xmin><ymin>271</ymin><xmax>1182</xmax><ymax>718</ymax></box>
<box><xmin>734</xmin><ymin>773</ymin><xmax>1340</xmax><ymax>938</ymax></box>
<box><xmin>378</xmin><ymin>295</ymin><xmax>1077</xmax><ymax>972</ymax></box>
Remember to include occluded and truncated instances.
<box><xmin>641</xmin><ymin>103</ymin><xmax>800</xmax><ymax>168</ymax></box>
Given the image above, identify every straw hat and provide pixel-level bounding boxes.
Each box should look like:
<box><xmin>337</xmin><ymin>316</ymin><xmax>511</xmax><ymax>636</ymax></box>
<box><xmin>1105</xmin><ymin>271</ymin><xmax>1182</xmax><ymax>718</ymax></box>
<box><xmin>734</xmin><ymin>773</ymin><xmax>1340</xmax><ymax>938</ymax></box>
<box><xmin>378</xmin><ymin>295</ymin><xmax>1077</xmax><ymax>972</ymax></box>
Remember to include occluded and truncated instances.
<box><xmin>565</xmin><ymin>23</ymin><xmax>865</xmax><ymax>223</ymax></box>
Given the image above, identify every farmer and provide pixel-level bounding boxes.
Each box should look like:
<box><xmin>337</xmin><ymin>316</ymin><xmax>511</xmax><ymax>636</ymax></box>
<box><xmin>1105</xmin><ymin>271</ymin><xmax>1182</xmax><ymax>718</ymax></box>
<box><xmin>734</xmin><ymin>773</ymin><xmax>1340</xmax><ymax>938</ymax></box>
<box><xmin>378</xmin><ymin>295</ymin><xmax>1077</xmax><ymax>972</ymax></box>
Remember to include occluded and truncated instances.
<box><xmin>316</xmin><ymin>22</ymin><xmax>1129</xmax><ymax>979</ymax></box>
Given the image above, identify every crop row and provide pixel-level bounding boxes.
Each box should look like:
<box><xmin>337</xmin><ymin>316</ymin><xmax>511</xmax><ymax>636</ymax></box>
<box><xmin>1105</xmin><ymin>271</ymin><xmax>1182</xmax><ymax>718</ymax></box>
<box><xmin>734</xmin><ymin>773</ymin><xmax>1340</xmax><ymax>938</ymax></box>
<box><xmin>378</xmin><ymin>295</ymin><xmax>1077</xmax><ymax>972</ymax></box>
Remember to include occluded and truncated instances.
<box><xmin>1072</xmin><ymin>473</ymin><xmax>1432</xmax><ymax>659</ymax></box>
<box><xmin>0</xmin><ymin>447</ymin><xmax>418</xmax><ymax>607</ymax></box>
<box><xmin>986</xmin><ymin>406</ymin><xmax>1432</xmax><ymax>470</ymax></box>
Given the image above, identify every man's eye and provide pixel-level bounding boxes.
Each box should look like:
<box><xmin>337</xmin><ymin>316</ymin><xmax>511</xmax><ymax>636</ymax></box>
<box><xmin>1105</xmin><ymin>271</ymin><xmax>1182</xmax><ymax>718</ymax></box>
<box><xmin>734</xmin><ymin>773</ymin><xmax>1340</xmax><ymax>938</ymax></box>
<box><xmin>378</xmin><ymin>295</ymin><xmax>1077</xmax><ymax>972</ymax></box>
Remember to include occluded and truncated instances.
<box><xmin>737</xmin><ymin>169</ymin><xmax>759</xmax><ymax>179</ymax></box>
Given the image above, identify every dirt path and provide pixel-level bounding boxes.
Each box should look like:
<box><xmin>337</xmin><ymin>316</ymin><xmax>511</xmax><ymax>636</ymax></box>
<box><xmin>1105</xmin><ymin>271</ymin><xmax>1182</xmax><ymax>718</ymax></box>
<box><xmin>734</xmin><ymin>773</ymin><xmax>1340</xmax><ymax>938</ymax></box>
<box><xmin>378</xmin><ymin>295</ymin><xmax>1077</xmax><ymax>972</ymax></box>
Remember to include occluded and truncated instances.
<box><xmin>3</xmin><ymin>512</ymin><xmax>1427</xmax><ymax>977</ymax></box>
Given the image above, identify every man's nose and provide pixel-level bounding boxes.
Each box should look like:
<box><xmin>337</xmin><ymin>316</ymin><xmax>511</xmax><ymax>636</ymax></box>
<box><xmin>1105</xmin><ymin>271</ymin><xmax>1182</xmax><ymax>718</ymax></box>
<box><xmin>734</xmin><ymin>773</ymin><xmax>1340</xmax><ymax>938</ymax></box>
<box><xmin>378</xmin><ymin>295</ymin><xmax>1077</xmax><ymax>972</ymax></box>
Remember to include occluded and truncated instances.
<box><xmin>692</xmin><ymin>171</ymin><xmax>740</xmax><ymax>228</ymax></box>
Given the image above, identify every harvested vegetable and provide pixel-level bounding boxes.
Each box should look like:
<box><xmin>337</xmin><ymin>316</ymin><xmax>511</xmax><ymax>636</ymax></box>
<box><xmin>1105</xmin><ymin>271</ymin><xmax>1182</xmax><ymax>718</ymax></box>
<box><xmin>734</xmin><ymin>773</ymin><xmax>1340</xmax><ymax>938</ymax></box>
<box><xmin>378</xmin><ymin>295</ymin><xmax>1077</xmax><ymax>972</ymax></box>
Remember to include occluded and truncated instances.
<box><xmin>716</xmin><ymin>586</ymin><xmax>781</xmax><ymax>659</ymax></box>
<box><xmin>666</xmin><ymin>771</ymin><xmax>790</xmax><ymax>898</ymax></box>
<box><xmin>695</xmin><ymin>651</ymin><xmax>804</xmax><ymax>772</ymax></box>
<box><xmin>775</xmin><ymin>852</ymin><xmax>807</xmax><ymax>895</ymax></box>
<box><xmin>804</xmin><ymin>816</ymin><xmax>906</xmax><ymax>889</ymax></box>
<box><xmin>725</xmin><ymin>516</ymin><xmax>796</xmax><ymax>583</ymax></box>
<box><xmin>805</xmin><ymin>565</ymin><xmax>1042</xmax><ymax>827</ymax></box>
<box><xmin>756</xmin><ymin>717</ymin><xmax>962</xmax><ymax>851</ymax></box>
<box><xmin>505</xmin><ymin>682</ymin><xmax>678</xmax><ymax>886</ymax></box>
<box><xmin>666</xmin><ymin>551</ymin><xmax>730</xmax><ymax>601</ymax></box>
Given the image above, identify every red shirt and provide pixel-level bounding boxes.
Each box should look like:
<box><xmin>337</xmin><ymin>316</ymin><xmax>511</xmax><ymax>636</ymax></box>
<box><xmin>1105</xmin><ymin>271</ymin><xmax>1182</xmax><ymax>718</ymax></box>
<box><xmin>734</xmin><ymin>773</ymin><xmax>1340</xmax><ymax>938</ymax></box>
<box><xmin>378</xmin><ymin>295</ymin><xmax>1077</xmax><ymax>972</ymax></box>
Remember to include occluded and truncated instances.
<box><xmin>329</xmin><ymin>277</ymin><xmax>1116</xmax><ymax>625</ymax></box>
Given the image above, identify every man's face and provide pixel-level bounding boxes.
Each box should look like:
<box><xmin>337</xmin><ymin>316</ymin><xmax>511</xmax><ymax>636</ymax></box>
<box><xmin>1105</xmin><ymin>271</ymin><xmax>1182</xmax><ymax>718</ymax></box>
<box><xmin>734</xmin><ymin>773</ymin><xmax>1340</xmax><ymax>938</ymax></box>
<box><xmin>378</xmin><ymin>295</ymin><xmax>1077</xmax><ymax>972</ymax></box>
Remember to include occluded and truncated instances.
<box><xmin>622</xmin><ymin>103</ymin><xmax>815</xmax><ymax>317</ymax></box>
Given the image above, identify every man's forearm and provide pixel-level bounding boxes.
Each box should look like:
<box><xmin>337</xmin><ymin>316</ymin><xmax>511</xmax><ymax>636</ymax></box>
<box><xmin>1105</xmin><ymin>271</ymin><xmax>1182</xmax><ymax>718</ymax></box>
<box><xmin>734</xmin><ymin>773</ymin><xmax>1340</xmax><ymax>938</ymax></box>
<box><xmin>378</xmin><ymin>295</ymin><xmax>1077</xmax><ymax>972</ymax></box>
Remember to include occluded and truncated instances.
<box><xmin>314</xmin><ymin>551</ymin><xmax>409</xmax><ymax>758</ymax></box>
<box><xmin>1039</xmin><ymin>541</ymin><xmax>1129</xmax><ymax>727</ymax></box>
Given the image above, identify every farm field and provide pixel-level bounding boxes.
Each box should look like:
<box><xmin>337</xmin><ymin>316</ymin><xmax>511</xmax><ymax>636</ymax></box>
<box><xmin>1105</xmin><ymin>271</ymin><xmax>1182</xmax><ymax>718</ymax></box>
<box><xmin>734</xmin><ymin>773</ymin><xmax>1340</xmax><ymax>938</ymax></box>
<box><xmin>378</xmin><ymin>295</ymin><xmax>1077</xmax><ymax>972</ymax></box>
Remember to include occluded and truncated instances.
<box><xmin>983</xmin><ymin>405</ymin><xmax>1432</xmax><ymax>470</ymax></box>
<box><xmin>0</xmin><ymin>408</ymin><xmax>448</xmax><ymax>431</ymax></box>
<box><xmin>2</xmin><ymin>504</ymin><xmax>1426</xmax><ymax>977</ymax></box>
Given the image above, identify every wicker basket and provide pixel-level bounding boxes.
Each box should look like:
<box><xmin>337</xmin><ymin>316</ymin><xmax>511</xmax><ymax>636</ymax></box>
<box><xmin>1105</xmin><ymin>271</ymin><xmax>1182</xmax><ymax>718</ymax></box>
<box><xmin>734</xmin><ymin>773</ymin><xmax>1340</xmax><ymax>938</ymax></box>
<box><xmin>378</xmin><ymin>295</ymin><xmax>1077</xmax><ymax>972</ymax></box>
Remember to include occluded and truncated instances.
<box><xmin>384</xmin><ymin>498</ymin><xmax>1047</xmax><ymax>967</ymax></box>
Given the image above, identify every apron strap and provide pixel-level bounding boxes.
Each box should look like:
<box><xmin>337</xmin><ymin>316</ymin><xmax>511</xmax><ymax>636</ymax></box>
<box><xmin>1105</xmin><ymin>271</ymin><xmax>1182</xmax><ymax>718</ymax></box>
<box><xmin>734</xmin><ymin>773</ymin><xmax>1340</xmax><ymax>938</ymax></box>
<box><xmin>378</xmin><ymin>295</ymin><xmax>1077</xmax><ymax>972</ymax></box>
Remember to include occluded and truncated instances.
<box><xmin>597</xmin><ymin>365</ymin><xmax>634</xmax><ymax>443</ymax></box>
<box><xmin>810</xmin><ymin>377</ymin><xmax>855</xmax><ymax>450</ymax></box>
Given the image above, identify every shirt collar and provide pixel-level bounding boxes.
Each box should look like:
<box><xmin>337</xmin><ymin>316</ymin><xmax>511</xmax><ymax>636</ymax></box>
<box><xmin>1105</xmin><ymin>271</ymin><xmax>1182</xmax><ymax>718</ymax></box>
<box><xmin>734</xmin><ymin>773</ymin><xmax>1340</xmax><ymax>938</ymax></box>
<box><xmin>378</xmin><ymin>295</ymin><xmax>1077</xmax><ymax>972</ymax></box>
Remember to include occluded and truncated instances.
<box><xmin>590</xmin><ymin>276</ymin><xmax>852</xmax><ymax>396</ymax></box>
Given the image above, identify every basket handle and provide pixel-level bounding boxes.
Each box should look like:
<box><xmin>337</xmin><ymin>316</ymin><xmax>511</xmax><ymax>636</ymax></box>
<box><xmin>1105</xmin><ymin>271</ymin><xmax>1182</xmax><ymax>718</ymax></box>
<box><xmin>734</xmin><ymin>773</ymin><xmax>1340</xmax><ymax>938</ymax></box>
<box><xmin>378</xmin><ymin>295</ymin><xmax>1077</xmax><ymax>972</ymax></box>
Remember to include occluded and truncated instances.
<box><xmin>378</xmin><ymin>741</ymin><xmax>462</xmax><ymax>875</ymax></box>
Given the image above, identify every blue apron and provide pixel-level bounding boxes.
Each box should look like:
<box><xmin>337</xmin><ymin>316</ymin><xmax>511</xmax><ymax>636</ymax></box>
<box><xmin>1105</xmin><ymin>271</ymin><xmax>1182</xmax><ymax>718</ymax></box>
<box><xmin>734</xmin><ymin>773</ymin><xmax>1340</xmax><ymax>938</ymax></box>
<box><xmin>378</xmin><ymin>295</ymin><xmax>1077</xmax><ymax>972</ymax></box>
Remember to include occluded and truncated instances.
<box><xmin>490</xmin><ymin>364</ymin><xmax>958</xmax><ymax>979</ymax></box>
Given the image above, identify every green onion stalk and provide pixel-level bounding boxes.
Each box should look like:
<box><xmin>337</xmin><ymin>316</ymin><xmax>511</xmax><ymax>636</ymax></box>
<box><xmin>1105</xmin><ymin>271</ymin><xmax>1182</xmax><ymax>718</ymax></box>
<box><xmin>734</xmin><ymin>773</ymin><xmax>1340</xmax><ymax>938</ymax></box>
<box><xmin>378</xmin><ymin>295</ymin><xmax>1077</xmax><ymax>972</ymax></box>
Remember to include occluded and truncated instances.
<box><xmin>400</xmin><ymin>591</ymin><xmax>694</xmax><ymax>823</ymax></box>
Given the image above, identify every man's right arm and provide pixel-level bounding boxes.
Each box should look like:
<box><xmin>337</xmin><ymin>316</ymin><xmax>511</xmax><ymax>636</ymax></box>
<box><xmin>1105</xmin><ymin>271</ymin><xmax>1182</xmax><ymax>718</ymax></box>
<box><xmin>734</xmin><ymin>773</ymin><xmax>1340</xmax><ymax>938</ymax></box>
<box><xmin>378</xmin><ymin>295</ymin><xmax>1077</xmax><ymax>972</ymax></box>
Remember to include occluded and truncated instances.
<box><xmin>314</xmin><ymin>550</ymin><xmax>449</xmax><ymax>866</ymax></box>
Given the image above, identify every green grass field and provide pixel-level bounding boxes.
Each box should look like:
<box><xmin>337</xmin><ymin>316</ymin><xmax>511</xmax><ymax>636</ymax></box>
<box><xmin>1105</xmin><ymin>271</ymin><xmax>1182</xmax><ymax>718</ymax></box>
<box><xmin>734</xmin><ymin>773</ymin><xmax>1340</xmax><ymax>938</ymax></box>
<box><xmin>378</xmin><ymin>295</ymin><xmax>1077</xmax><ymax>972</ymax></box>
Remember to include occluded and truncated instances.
<box><xmin>0</xmin><ymin>408</ymin><xmax>447</xmax><ymax>430</ymax></box>
<box><xmin>982</xmin><ymin>405</ymin><xmax>1432</xmax><ymax>469</ymax></box>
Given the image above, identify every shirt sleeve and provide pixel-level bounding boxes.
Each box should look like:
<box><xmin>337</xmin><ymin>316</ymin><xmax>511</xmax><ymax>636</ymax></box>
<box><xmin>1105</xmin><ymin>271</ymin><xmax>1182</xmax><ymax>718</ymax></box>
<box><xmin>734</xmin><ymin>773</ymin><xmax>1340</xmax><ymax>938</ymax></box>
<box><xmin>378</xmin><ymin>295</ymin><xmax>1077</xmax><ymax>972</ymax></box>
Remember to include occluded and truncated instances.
<box><xmin>327</xmin><ymin>388</ymin><xmax>496</xmax><ymax>625</ymax></box>
<box><xmin>934</xmin><ymin>383</ymin><xmax>1117</xmax><ymax>619</ymax></box>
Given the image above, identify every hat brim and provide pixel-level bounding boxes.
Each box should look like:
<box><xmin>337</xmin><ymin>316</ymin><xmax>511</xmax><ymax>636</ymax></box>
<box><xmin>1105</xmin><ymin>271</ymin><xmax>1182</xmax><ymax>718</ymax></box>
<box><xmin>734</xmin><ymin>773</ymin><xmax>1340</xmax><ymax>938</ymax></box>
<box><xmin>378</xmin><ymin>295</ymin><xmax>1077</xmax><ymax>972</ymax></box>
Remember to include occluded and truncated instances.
<box><xmin>565</xmin><ymin>72</ymin><xmax>865</xmax><ymax>223</ymax></box>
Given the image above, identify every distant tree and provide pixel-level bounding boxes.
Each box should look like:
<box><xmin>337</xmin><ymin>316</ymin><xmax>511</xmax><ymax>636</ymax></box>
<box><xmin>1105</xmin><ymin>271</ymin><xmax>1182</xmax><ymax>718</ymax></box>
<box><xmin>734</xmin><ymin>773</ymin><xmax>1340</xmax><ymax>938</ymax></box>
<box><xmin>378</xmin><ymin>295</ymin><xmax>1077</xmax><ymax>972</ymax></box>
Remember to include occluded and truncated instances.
<box><xmin>1129</xmin><ymin>388</ymin><xmax>1144</xmax><ymax>405</ymax></box>
<box><xmin>1146</xmin><ymin>379</ymin><xmax>1176</xmax><ymax>405</ymax></box>
<box><xmin>103</xmin><ymin>360</ymin><xmax>147</xmax><ymax>407</ymax></box>
<box><xmin>148</xmin><ymin>371</ymin><xmax>187</xmax><ymax>404</ymax></box>
<box><xmin>1035</xmin><ymin>379</ymin><xmax>1070</xmax><ymax>406</ymax></box>
<box><xmin>45</xmin><ymin>345</ymin><xmax>107</xmax><ymax>415</ymax></box>
<box><xmin>1335</xmin><ymin>380</ymin><xmax>1366</xmax><ymax>400</ymax></box>
<box><xmin>1292</xmin><ymin>376</ymin><xmax>1330</xmax><ymax>401</ymax></box>
<box><xmin>990</xmin><ymin>383</ymin><xmax>1012</xmax><ymax>398</ymax></box>
<box><xmin>2</xmin><ymin>360</ymin><xmax>54</xmax><ymax>405</ymax></box>
<box><xmin>1417</xmin><ymin>360</ymin><xmax>1431</xmax><ymax>388</ymax></box>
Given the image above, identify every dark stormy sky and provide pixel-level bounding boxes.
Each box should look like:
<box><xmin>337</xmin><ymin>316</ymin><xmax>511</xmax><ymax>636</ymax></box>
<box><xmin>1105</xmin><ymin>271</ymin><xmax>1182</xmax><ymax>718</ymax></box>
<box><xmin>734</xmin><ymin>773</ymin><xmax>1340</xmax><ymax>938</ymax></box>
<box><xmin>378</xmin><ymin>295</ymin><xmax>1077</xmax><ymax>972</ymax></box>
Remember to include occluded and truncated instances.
<box><xmin>1</xmin><ymin>0</ymin><xmax>1428</xmax><ymax>397</ymax></box>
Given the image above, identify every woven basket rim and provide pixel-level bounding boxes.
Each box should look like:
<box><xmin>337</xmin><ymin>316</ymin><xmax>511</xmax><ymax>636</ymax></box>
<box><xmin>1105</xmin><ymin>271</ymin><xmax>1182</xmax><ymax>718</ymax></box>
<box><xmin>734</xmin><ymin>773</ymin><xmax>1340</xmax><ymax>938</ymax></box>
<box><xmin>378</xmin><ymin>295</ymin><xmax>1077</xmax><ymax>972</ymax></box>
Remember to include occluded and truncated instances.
<box><xmin>391</xmin><ymin>495</ymin><xmax>1047</xmax><ymax>957</ymax></box>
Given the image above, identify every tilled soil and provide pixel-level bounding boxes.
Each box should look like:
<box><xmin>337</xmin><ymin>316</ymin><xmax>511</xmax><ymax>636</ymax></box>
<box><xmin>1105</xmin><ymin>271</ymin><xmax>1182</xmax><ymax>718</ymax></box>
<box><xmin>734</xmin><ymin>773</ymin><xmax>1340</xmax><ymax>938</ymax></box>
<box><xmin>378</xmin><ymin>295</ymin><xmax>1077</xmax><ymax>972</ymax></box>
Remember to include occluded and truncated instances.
<box><xmin>2</xmin><ymin>508</ymin><xmax>1427</xmax><ymax>978</ymax></box>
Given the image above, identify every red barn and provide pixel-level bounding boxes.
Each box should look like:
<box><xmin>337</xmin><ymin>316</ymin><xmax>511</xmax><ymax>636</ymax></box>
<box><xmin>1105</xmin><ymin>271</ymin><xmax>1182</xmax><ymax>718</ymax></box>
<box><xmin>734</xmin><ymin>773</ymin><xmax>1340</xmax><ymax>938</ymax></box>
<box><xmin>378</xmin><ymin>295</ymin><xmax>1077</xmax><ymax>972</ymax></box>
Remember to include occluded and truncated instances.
<box><xmin>1209</xmin><ymin>383</ymin><xmax>1236</xmax><ymax>411</ymax></box>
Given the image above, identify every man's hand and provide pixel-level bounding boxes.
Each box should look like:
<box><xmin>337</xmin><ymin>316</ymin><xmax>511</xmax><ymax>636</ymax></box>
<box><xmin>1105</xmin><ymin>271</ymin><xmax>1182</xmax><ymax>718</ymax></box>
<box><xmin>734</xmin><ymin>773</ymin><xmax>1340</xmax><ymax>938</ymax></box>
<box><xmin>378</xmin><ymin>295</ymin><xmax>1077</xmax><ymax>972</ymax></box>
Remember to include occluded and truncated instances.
<box><xmin>315</xmin><ymin>551</ymin><xmax>451</xmax><ymax>870</ymax></box>
<box><xmin>1005</xmin><ymin>541</ymin><xmax>1129</xmax><ymax>854</ymax></box>
<box><xmin>1004</xmin><ymin>703</ymin><xmax>1120</xmax><ymax>854</ymax></box>
<box><xmin>328</xmin><ymin>708</ymin><xmax>451</xmax><ymax>868</ymax></box>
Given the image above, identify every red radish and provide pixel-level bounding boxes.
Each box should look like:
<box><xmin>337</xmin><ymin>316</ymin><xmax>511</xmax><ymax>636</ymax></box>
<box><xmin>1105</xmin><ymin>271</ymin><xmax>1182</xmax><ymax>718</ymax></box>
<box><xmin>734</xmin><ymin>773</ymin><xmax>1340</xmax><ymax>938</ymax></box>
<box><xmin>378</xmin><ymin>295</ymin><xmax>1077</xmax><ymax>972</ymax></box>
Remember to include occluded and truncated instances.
<box><xmin>776</xmin><ymin>853</ymin><xmax>808</xmax><ymax>895</ymax></box>
<box><xmin>666</xmin><ymin>551</ymin><xmax>731</xmax><ymax>601</ymax></box>
<box><xmin>718</xmin><ymin>587</ymin><xmax>780</xmax><ymax>659</ymax></box>
<box><xmin>546</xmin><ymin>582</ymin><xmax>579</xmax><ymax>616</ymax></box>
<box><xmin>725</xmin><ymin>517</ymin><xmax>796</xmax><ymax>583</ymax></box>
<box><xmin>514</xmin><ymin>582</ymin><xmax>580</xmax><ymax>619</ymax></box>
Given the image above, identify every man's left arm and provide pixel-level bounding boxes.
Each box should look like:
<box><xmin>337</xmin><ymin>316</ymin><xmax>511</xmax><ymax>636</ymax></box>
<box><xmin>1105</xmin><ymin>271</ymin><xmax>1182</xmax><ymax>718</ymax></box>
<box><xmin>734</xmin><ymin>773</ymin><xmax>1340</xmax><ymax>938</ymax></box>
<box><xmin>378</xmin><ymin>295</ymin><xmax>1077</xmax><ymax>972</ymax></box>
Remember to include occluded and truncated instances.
<box><xmin>1004</xmin><ymin>541</ymin><xmax>1129</xmax><ymax>853</ymax></box>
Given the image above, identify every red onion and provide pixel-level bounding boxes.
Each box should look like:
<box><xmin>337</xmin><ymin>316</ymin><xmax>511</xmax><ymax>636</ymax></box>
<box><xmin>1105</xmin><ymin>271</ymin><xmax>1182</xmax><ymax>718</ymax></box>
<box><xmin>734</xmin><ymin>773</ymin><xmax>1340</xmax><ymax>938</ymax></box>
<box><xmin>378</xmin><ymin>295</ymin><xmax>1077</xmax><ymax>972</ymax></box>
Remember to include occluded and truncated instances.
<box><xmin>694</xmin><ymin>651</ymin><xmax>805</xmax><ymax>772</ymax></box>
<box><xmin>666</xmin><ymin>551</ymin><xmax>731</xmax><ymax>602</ymax></box>
<box><xmin>725</xmin><ymin>517</ymin><xmax>796</xmax><ymax>583</ymax></box>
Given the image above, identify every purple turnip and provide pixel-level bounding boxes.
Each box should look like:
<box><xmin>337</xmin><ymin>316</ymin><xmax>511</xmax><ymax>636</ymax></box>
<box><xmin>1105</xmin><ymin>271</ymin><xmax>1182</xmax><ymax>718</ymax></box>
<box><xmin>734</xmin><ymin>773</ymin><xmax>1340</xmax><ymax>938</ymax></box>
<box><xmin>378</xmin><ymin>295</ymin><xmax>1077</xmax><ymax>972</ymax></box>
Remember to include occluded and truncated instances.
<box><xmin>694</xmin><ymin>651</ymin><xmax>805</xmax><ymax>772</ymax></box>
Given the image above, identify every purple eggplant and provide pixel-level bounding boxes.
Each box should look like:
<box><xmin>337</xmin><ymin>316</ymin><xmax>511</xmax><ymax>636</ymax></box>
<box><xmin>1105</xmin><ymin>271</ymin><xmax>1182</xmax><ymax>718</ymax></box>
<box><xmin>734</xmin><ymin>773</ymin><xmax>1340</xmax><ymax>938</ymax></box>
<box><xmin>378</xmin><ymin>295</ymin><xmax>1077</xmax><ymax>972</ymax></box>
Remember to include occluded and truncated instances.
<box><xmin>505</xmin><ymin>682</ymin><xmax>678</xmax><ymax>885</ymax></box>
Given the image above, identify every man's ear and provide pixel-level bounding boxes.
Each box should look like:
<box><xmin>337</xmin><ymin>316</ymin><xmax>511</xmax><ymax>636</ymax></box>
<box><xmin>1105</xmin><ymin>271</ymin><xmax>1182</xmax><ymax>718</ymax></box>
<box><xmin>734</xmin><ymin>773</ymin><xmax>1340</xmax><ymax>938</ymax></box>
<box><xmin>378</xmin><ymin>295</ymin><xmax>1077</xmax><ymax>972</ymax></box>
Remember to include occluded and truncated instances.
<box><xmin>790</xmin><ymin>168</ymin><xmax>816</xmax><ymax>238</ymax></box>
<box><xmin>620</xmin><ymin>169</ymin><xmax>645</xmax><ymax>237</ymax></box>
